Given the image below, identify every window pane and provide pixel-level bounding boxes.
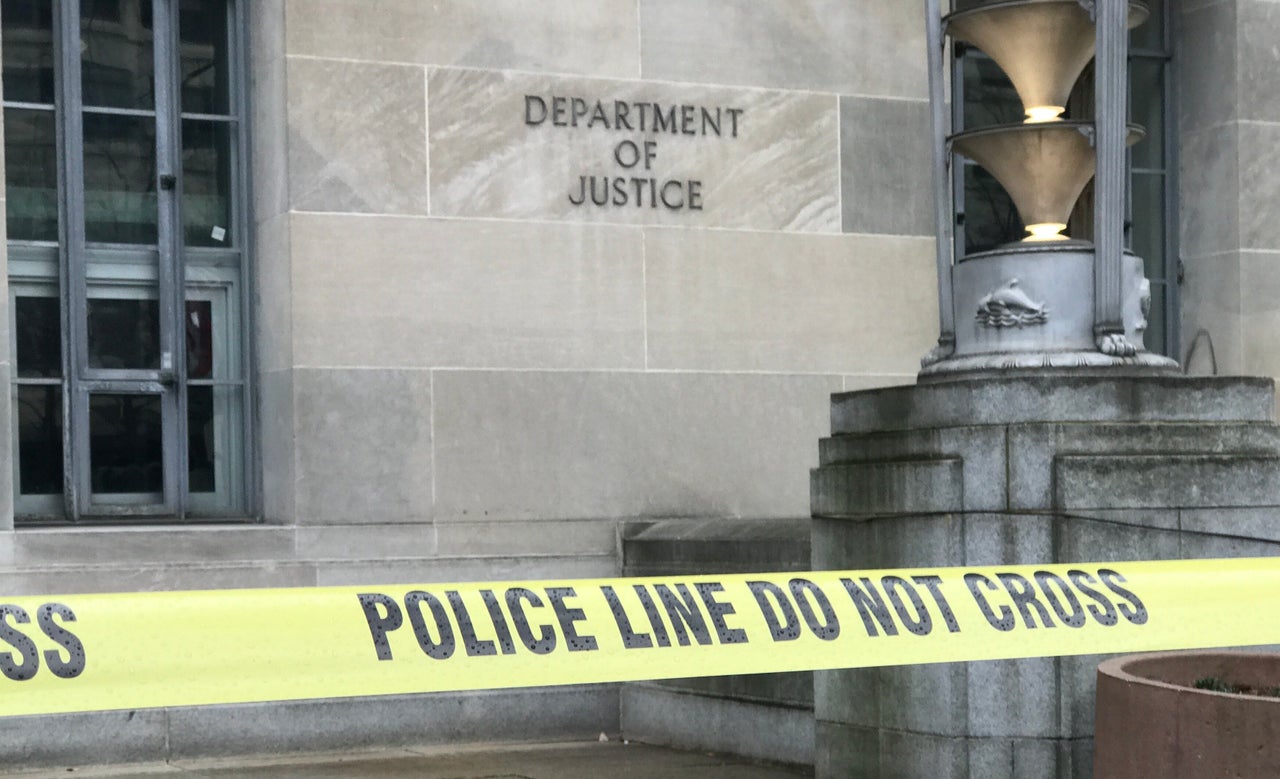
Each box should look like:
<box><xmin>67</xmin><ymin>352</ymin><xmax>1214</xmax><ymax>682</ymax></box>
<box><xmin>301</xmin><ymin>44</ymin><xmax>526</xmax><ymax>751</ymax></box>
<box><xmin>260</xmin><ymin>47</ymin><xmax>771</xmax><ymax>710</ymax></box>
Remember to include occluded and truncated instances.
<box><xmin>1130</xmin><ymin>58</ymin><xmax>1164</xmax><ymax>170</ymax></box>
<box><xmin>185</xmin><ymin>299</ymin><xmax>212</xmax><ymax>378</ymax></box>
<box><xmin>18</xmin><ymin>384</ymin><xmax>62</xmax><ymax>495</ymax></box>
<box><xmin>1131</xmin><ymin>171</ymin><xmax>1165</xmax><ymax>273</ymax></box>
<box><xmin>187</xmin><ymin>384</ymin><xmax>214</xmax><ymax>492</ymax></box>
<box><xmin>186</xmin><ymin>383</ymin><xmax>243</xmax><ymax>512</ymax></box>
<box><xmin>87</xmin><ymin>298</ymin><xmax>160</xmax><ymax>369</ymax></box>
<box><xmin>964</xmin><ymin>164</ymin><xmax>1023</xmax><ymax>253</ymax></box>
<box><xmin>4</xmin><ymin>107</ymin><xmax>59</xmax><ymax>241</ymax></box>
<box><xmin>89</xmin><ymin>393</ymin><xmax>162</xmax><ymax>494</ymax></box>
<box><xmin>16</xmin><ymin>296</ymin><xmax>60</xmax><ymax>377</ymax></box>
<box><xmin>81</xmin><ymin>0</ymin><xmax>155</xmax><ymax>109</ymax></box>
<box><xmin>2</xmin><ymin>0</ymin><xmax>56</xmax><ymax>104</ymax></box>
<box><xmin>182</xmin><ymin>119</ymin><xmax>232</xmax><ymax>246</ymax></box>
<box><xmin>1130</xmin><ymin>0</ymin><xmax>1164</xmax><ymax>53</ymax></box>
<box><xmin>963</xmin><ymin>54</ymin><xmax>1021</xmax><ymax>129</ymax></box>
<box><xmin>83</xmin><ymin>112</ymin><xmax>158</xmax><ymax>244</ymax></box>
<box><xmin>180</xmin><ymin>0</ymin><xmax>231</xmax><ymax>115</ymax></box>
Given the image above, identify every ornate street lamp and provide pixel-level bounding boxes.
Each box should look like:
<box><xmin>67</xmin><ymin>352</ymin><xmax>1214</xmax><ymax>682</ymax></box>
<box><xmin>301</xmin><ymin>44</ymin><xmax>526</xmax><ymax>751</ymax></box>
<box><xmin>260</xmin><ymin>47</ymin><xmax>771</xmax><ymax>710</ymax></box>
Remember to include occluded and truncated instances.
<box><xmin>920</xmin><ymin>0</ymin><xmax>1178</xmax><ymax>375</ymax></box>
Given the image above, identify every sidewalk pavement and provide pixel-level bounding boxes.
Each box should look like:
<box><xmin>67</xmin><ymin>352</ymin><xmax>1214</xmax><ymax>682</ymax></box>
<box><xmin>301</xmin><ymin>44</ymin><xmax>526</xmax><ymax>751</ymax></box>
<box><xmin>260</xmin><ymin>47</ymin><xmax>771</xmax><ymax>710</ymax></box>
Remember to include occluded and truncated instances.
<box><xmin>1</xmin><ymin>742</ymin><xmax>813</xmax><ymax>778</ymax></box>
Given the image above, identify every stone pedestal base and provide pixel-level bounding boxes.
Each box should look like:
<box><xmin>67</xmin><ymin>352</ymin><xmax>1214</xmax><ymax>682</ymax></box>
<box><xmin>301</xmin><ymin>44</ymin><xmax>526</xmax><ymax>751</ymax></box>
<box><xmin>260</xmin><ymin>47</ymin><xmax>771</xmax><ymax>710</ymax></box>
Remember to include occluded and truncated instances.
<box><xmin>810</xmin><ymin>375</ymin><xmax>1280</xmax><ymax>779</ymax></box>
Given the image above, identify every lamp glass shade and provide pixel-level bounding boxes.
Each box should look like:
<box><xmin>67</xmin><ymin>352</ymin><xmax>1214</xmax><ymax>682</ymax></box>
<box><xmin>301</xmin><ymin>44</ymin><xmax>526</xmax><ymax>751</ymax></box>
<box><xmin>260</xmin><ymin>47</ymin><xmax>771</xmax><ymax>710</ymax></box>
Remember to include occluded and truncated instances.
<box><xmin>945</xmin><ymin>0</ymin><xmax>1150</xmax><ymax>122</ymax></box>
<box><xmin>950</xmin><ymin>121</ymin><xmax>1144</xmax><ymax>241</ymax></box>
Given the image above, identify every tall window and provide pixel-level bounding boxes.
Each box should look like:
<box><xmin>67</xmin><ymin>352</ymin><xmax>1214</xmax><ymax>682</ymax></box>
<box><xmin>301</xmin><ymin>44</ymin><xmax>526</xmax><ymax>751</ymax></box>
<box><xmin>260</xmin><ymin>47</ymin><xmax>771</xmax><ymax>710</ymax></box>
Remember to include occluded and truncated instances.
<box><xmin>953</xmin><ymin>0</ymin><xmax>1177</xmax><ymax>356</ymax></box>
<box><xmin>3</xmin><ymin>0</ymin><xmax>251</xmax><ymax>521</ymax></box>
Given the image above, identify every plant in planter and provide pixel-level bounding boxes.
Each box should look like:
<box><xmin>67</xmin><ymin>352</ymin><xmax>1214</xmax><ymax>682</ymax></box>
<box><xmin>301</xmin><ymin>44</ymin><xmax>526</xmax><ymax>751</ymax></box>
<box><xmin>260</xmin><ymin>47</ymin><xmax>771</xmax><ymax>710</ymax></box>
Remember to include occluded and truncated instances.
<box><xmin>1094</xmin><ymin>651</ymin><xmax>1280</xmax><ymax>778</ymax></box>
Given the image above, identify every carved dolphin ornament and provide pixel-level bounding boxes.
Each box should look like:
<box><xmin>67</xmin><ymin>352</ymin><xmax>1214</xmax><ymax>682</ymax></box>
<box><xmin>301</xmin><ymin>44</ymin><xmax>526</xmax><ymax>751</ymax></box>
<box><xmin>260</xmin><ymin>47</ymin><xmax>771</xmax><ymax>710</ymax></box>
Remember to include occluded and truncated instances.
<box><xmin>976</xmin><ymin>278</ymin><xmax>1049</xmax><ymax>328</ymax></box>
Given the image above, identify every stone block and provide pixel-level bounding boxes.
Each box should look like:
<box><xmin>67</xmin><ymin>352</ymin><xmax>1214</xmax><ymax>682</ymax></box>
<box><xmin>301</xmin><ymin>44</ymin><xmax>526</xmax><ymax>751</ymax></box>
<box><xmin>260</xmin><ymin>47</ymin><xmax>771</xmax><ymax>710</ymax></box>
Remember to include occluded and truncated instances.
<box><xmin>289</xmin><ymin>214</ymin><xmax>645</xmax><ymax>370</ymax></box>
<box><xmin>819</xmin><ymin>428</ymin><xmax>945</xmax><ymax>466</ymax></box>
<box><xmin>249</xmin><ymin>0</ymin><xmax>284</xmax><ymax>68</ymax></box>
<box><xmin>1054</xmin><ymin>454</ymin><xmax>1280</xmax><ymax>510</ymax></box>
<box><xmin>1059</xmin><ymin>652</ymin><xmax>1113</xmax><ymax>738</ymax></box>
<box><xmin>811</xmin><ymin>459</ymin><xmax>963</xmax><ymax>517</ymax></box>
<box><xmin>1179</xmin><ymin>126</ymin><xmax>1240</xmax><ymax>259</ymax></box>
<box><xmin>253</xmin><ymin>215</ymin><xmax>291</xmax><ymax>375</ymax></box>
<box><xmin>0</xmin><ymin>561</ymin><xmax>317</xmax><ymax>595</ymax></box>
<box><xmin>1011</xmin><ymin>738</ymin><xmax>1059</xmax><ymax>778</ymax></box>
<box><xmin>284</xmin><ymin>0</ymin><xmax>640</xmax><ymax>78</ymax></box>
<box><xmin>877</xmin><ymin>662</ymin><xmax>968</xmax><ymax>736</ymax></box>
<box><xmin>249</xmin><ymin>48</ymin><xmax>288</xmax><ymax>223</ymax></box>
<box><xmin>648</xmin><ymin>671</ymin><xmax>813</xmax><ymax>709</ymax></box>
<box><xmin>814</xmin><ymin>721</ymin><xmax>879</xmax><ymax>779</ymax></box>
<box><xmin>293</xmin><ymin>368</ymin><xmax>433</xmax><ymax>525</ymax></box>
<box><xmin>967</xmin><ymin>738</ymin><xmax>1016</xmax><ymax>779</ymax></box>
<box><xmin>840</xmin><ymin>96</ymin><xmax>932</xmax><ymax>236</ymax></box>
<box><xmin>876</xmin><ymin>728</ymin><xmax>968</xmax><ymax>779</ymax></box>
<box><xmin>638</xmin><ymin>0</ymin><xmax>926</xmax><ymax>98</ymax></box>
<box><xmin>842</xmin><ymin>374</ymin><xmax>917</xmax><ymax>393</ymax></box>
<box><xmin>621</xmin><ymin>684</ymin><xmax>813</xmax><ymax>767</ymax></box>
<box><xmin>436</xmin><ymin>518</ymin><xmax>618</xmax><ymax>558</ymax></box>
<box><xmin>428</xmin><ymin>68</ymin><xmax>839</xmax><ymax>232</ymax></box>
<box><xmin>294</xmin><ymin>524</ymin><xmax>436</xmax><ymax>561</ymax></box>
<box><xmin>1053</xmin><ymin>518</ymin><xmax>1182</xmax><ymax>565</ymax></box>
<box><xmin>1238</xmin><ymin>122</ymin><xmax>1280</xmax><ymax>251</ymax></box>
<box><xmin>0</xmin><ymin>709</ymin><xmax>168</xmax><ymax>768</ymax></box>
<box><xmin>1237</xmin><ymin>0</ymin><xmax>1280</xmax><ymax>125</ymax></box>
<box><xmin>966</xmin><ymin>658</ymin><xmax>1058</xmax><ymax>738</ymax></box>
<box><xmin>814</xmin><ymin>667</ymin><xmax>878</xmax><ymax>730</ymax></box>
<box><xmin>622</xmin><ymin>517</ymin><xmax>809</xmax><ymax>577</ymax></box>
<box><xmin>1176</xmin><ymin>0</ymin><xmax>1237</xmax><ymax>135</ymax></box>
<box><xmin>1180</xmin><ymin>506</ymin><xmax>1280</xmax><ymax>543</ymax></box>
<box><xmin>962</xmin><ymin>514</ymin><xmax>1054</xmax><ymax>567</ymax></box>
<box><xmin>11</xmin><ymin>526</ymin><xmax>295</xmax><ymax>566</ymax></box>
<box><xmin>644</xmin><ymin>229</ymin><xmax>935</xmax><ymax>374</ymax></box>
<box><xmin>286</xmin><ymin>58</ymin><xmax>427</xmax><ymax>214</ymax></box>
<box><xmin>810</xmin><ymin>516</ymin><xmax>877</xmax><ymax>572</ymax></box>
<box><xmin>1008</xmin><ymin>422</ymin><xmax>1280</xmax><ymax>510</ymax></box>
<box><xmin>820</xmin><ymin>426</ymin><xmax>1007</xmax><ymax>511</ymax></box>
<box><xmin>1180</xmin><ymin>249</ymin><xmax>1244</xmax><ymax>375</ymax></box>
<box><xmin>313</xmin><ymin>554</ymin><xmax>616</xmax><ymax>586</ymax></box>
<box><xmin>166</xmin><ymin>687</ymin><xmax>619</xmax><ymax>759</ymax></box>
<box><xmin>872</xmin><ymin>514</ymin><xmax>967</xmax><ymax>567</ymax></box>
<box><xmin>258</xmin><ymin>368</ymin><xmax>296</xmax><ymax>523</ymax></box>
<box><xmin>830</xmin><ymin>376</ymin><xmax>1275</xmax><ymax>435</ymax></box>
<box><xmin>1241</xmin><ymin>251</ymin><xmax>1280</xmax><ymax>376</ymax></box>
<box><xmin>433</xmin><ymin>371</ymin><xmax>840</xmax><ymax>521</ymax></box>
<box><xmin>1178</xmin><ymin>533</ymin><xmax>1280</xmax><ymax>559</ymax></box>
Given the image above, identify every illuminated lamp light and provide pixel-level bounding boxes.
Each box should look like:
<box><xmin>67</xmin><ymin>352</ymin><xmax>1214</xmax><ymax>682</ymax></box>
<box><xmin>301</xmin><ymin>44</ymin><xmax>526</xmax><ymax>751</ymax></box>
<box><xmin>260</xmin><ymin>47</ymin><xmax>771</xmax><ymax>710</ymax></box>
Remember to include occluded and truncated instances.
<box><xmin>1024</xmin><ymin>222</ymin><xmax>1069</xmax><ymax>241</ymax></box>
<box><xmin>1024</xmin><ymin>105</ymin><xmax>1065</xmax><ymax>123</ymax></box>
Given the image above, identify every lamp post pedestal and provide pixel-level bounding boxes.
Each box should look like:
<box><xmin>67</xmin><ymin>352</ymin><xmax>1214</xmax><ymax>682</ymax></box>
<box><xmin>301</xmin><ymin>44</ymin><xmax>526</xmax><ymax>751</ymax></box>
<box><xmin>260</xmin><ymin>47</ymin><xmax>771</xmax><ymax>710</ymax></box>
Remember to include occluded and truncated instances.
<box><xmin>810</xmin><ymin>374</ymin><xmax>1280</xmax><ymax>777</ymax></box>
<box><xmin>920</xmin><ymin>243</ymin><xmax>1177</xmax><ymax>378</ymax></box>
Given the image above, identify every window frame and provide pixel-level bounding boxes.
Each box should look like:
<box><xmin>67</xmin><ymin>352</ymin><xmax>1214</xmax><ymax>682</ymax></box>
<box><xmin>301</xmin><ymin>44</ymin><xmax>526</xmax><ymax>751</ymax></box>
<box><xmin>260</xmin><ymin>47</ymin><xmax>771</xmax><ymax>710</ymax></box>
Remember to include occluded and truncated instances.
<box><xmin>948</xmin><ymin>0</ymin><xmax>1179</xmax><ymax>358</ymax></box>
<box><xmin>4</xmin><ymin>0</ymin><xmax>256</xmax><ymax>523</ymax></box>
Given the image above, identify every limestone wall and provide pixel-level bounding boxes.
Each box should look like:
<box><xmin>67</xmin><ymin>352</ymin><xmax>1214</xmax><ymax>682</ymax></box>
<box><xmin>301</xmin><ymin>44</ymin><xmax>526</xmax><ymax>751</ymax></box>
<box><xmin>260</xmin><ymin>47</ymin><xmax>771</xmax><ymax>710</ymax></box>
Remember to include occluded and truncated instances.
<box><xmin>1178</xmin><ymin>0</ymin><xmax>1280</xmax><ymax>380</ymax></box>
<box><xmin>248</xmin><ymin>0</ymin><xmax>937</xmax><ymax>582</ymax></box>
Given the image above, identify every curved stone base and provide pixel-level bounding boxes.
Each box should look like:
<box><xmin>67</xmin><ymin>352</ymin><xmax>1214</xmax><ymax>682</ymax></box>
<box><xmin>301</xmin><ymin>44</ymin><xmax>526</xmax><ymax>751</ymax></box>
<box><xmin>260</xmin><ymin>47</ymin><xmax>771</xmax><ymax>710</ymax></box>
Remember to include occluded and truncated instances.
<box><xmin>918</xmin><ymin>348</ymin><xmax>1179</xmax><ymax>381</ymax></box>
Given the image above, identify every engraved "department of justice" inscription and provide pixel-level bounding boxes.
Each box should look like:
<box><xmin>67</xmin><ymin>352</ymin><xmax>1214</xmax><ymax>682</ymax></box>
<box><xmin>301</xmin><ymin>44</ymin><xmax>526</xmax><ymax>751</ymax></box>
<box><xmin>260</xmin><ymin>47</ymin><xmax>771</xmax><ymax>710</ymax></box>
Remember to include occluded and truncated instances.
<box><xmin>524</xmin><ymin>93</ymin><xmax>746</xmax><ymax>212</ymax></box>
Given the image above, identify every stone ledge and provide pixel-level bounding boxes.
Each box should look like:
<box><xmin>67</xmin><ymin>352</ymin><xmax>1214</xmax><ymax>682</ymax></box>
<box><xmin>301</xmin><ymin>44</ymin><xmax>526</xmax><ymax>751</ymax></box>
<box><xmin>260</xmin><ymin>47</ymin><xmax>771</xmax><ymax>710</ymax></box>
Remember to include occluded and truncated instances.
<box><xmin>829</xmin><ymin>375</ymin><xmax>1275</xmax><ymax>434</ymax></box>
<box><xmin>811</xmin><ymin>459</ymin><xmax>963</xmax><ymax>517</ymax></box>
<box><xmin>623</xmin><ymin>517</ymin><xmax>810</xmax><ymax>576</ymax></box>
<box><xmin>622</xmin><ymin>684</ymin><xmax>813</xmax><ymax>767</ymax></box>
<box><xmin>1055</xmin><ymin>453</ymin><xmax>1280</xmax><ymax>509</ymax></box>
<box><xmin>0</xmin><ymin>686</ymin><xmax>620</xmax><ymax>769</ymax></box>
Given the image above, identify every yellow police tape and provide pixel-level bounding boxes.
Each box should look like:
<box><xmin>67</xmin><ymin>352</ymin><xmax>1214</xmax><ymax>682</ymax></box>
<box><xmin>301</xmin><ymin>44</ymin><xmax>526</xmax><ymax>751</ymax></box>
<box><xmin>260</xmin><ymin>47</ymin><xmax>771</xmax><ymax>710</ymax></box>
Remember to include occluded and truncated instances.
<box><xmin>2</xmin><ymin>556</ymin><xmax>1278</xmax><ymax>716</ymax></box>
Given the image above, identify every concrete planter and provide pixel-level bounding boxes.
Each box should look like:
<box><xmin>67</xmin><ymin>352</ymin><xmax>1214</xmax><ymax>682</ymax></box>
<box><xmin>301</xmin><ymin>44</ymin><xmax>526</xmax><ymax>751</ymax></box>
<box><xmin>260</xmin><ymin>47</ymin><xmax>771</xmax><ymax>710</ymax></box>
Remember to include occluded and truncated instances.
<box><xmin>1094</xmin><ymin>651</ymin><xmax>1280</xmax><ymax>778</ymax></box>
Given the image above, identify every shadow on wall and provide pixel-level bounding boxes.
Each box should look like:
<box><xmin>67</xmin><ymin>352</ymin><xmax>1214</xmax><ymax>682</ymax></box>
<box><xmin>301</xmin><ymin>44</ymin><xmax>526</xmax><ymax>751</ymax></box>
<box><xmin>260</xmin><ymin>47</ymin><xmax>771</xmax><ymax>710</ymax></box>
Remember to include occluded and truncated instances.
<box><xmin>1183</xmin><ymin>329</ymin><xmax>1218</xmax><ymax>375</ymax></box>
